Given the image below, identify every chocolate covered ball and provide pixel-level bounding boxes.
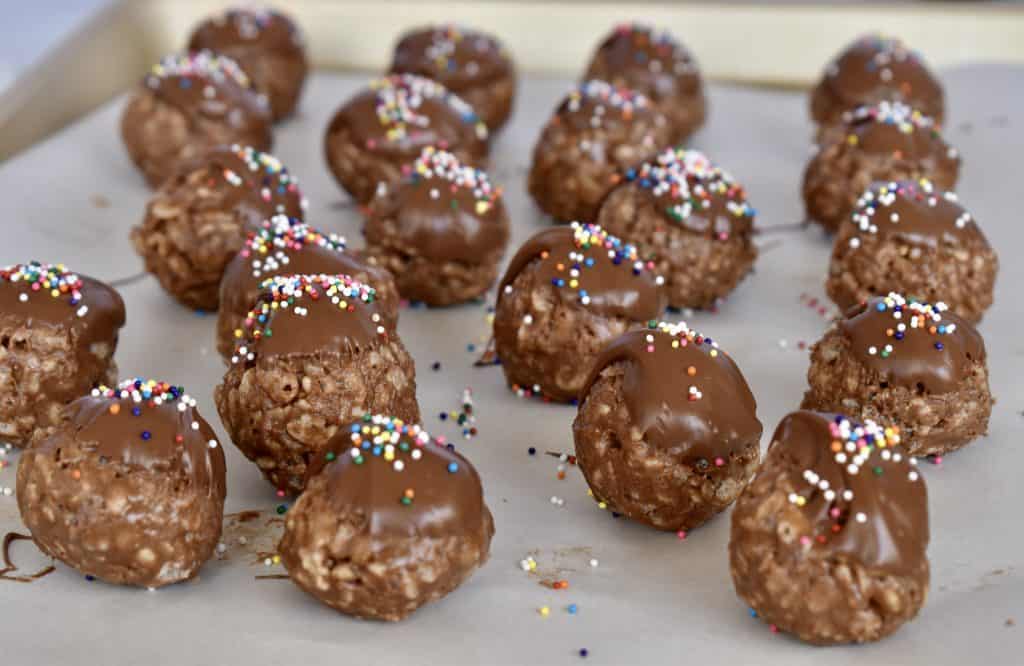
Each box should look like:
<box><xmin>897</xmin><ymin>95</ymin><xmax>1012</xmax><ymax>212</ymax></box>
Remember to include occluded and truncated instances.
<box><xmin>0</xmin><ymin>262</ymin><xmax>125</xmax><ymax>448</ymax></box>
<box><xmin>363</xmin><ymin>147</ymin><xmax>509</xmax><ymax>306</ymax></box>
<box><xmin>131</xmin><ymin>144</ymin><xmax>305</xmax><ymax>311</ymax></box>
<box><xmin>802</xmin><ymin>293</ymin><xmax>992</xmax><ymax>457</ymax></box>
<box><xmin>121</xmin><ymin>51</ymin><xmax>272</xmax><ymax>187</ymax></box>
<box><xmin>390</xmin><ymin>24</ymin><xmax>516</xmax><ymax>131</ymax></box>
<box><xmin>583</xmin><ymin>23</ymin><xmax>705</xmax><ymax>143</ymax></box>
<box><xmin>216</xmin><ymin>216</ymin><xmax>399</xmax><ymax>360</ymax></box>
<box><xmin>811</xmin><ymin>34</ymin><xmax>944</xmax><ymax>127</ymax></box>
<box><xmin>279</xmin><ymin>415</ymin><xmax>493</xmax><ymax>622</ymax></box>
<box><xmin>215</xmin><ymin>275</ymin><xmax>420</xmax><ymax>494</ymax></box>
<box><xmin>324</xmin><ymin>74</ymin><xmax>489</xmax><ymax>205</ymax></box>
<box><xmin>827</xmin><ymin>179</ymin><xmax>997</xmax><ymax>324</ymax></box>
<box><xmin>803</xmin><ymin>101</ymin><xmax>959</xmax><ymax>233</ymax></box>
<box><xmin>730</xmin><ymin>410</ymin><xmax>929</xmax><ymax>645</ymax></box>
<box><xmin>492</xmin><ymin>222</ymin><xmax>667</xmax><ymax>402</ymax></box>
<box><xmin>574</xmin><ymin>321</ymin><xmax>762</xmax><ymax>531</ymax></box>
<box><xmin>528</xmin><ymin>80</ymin><xmax>672</xmax><ymax>224</ymax></box>
<box><xmin>188</xmin><ymin>7</ymin><xmax>308</xmax><ymax>121</ymax></box>
<box><xmin>17</xmin><ymin>379</ymin><xmax>227</xmax><ymax>588</ymax></box>
<box><xmin>597</xmin><ymin>147</ymin><xmax>757</xmax><ymax>309</ymax></box>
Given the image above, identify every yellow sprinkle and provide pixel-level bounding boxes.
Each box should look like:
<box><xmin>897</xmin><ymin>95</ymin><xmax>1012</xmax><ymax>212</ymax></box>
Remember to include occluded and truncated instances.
<box><xmin>539</xmin><ymin>606</ymin><xmax>550</xmax><ymax>617</ymax></box>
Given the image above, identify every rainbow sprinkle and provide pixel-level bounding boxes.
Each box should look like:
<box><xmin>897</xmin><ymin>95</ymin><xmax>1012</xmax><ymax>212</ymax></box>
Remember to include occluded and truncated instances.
<box><xmin>224</xmin><ymin>144</ymin><xmax>305</xmax><ymax>208</ymax></box>
<box><xmin>848</xmin><ymin>179</ymin><xmax>970</xmax><ymax>247</ymax></box>
<box><xmin>368</xmin><ymin>74</ymin><xmax>488</xmax><ymax>145</ymax></box>
<box><xmin>843</xmin><ymin>100</ymin><xmax>936</xmax><ymax>136</ymax></box>
<box><xmin>569</xmin><ymin>80</ymin><xmax>651</xmax><ymax>121</ymax></box>
<box><xmin>401</xmin><ymin>146</ymin><xmax>502</xmax><ymax>215</ymax></box>
<box><xmin>240</xmin><ymin>216</ymin><xmax>347</xmax><ymax>280</ymax></box>
<box><xmin>608</xmin><ymin>23</ymin><xmax>697</xmax><ymax>76</ymax></box>
<box><xmin>147</xmin><ymin>50</ymin><xmax>253</xmax><ymax>90</ymax></box>
<box><xmin>862</xmin><ymin>292</ymin><xmax>955</xmax><ymax>359</ymax></box>
<box><xmin>2</xmin><ymin>262</ymin><xmax>88</xmax><ymax>317</ymax></box>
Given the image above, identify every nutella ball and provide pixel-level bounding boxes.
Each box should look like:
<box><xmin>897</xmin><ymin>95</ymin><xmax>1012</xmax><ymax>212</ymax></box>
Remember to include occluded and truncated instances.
<box><xmin>803</xmin><ymin>101</ymin><xmax>959</xmax><ymax>233</ymax></box>
<box><xmin>492</xmin><ymin>222</ymin><xmax>667</xmax><ymax>403</ymax></box>
<box><xmin>528</xmin><ymin>80</ymin><xmax>673</xmax><ymax>224</ymax></box>
<box><xmin>324</xmin><ymin>74</ymin><xmax>489</xmax><ymax>205</ymax></box>
<box><xmin>131</xmin><ymin>144</ymin><xmax>306</xmax><ymax>311</ymax></box>
<box><xmin>188</xmin><ymin>7</ymin><xmax>308</xmax><ymax>121</ymax></box>
<box><xmin>216</xmin><ymin>216</ymin><xmax>399</xmax><ymax>360</ymax></box>
<box><xmin>390</xmin><ymin>24</ymin><xmax>516</xmax><ymax>131</ymax></box>
<box><xmin>121</xmin><ymin>51</ymin><xmax>273</xmax><ymax>187</ymax></box>
<box><xmin>730</xmin><ymin>410</ymin><xmax>929</xmax><ymax>644</ymax></box>
<box><xmin>17</xmin><ymin>379</ymin><xmax>227</xmax><ymax>588</ymax></box>
<box><xmin>583</xmin><ymin>23</ymin><xmax>705</xmax><ymax>143</ymax></box>
<box><xmin>802</xmin><ymin>293</ymin><xmax>992</xmax><ymax>457</ymax></box>
<box><xmin>827</xmin><ymin>179</ymin><xmax>997</xmax><ymax>324</ymax></box>
<box><xmin>811</xmin><ymin>34</ymin><xmax>944</xmax><ymax>127</ymax></box>
<box><xmin>364</xmin><ymin>147</ymin><xmax>510</xmax><ymax>306</ymax></box>
<box><xmin>597</xmin><ymin>148</ymin><xmax>757</xmax><ymax>309</ymax></box>
<box><xmin>279</xmin><ymin>415</ymin><xmax>493</xmax><ymax>622</ymax></box>
<box><xmin>0</xmin><ymin>262</ymin><xmax>125</xmax><ymax>448</ymax></box>
<box><xmin>574</xmin><ymin>321</ymin><xmax>762</xmax><ymax>531</ymax></box>
<box><xmin>215</xmin><ymin>275</ymin><xmax>420</xmax><ymax>494</ymax></box>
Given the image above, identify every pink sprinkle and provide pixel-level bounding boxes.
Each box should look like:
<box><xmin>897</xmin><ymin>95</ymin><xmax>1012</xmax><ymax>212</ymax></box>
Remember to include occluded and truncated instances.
<box><xmin>932</xmin><ymin>456</ymin><xmax>943</xmax><ymax>465</ymax></box>
<box><xmin>799</xmin><ymin>536</ymin><xmax>811</xmax><ymax>546</ymax></box>
<box><xmin>769</xmin><ymin>625</ymin><xmax>779</xmax><ymax>634</ymax></box>
<box><xmin>829</xmin><ymin>507</ymin><xmax>840</xmax><ymax>518</ymax></box>
<box><xmin>676</xmin><ymin>530</ymin><xmax>687</xmax><ymax>540</ymax></box>
<box><xmin>714</xmin><ymin>457</ymin><xmax>725</xmax><ymax>467</ymax></box>
<box><xmin>645</xmin><ymin>345</ymin><xmax>655</xmax><ymax>353</ymax></box>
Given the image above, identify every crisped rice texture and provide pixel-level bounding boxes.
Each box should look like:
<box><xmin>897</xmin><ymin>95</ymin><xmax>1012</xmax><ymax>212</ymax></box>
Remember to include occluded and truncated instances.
<box><xmin>215</xmin><ymin>342</ymin><xmax>420</xmax><ymax>494</ymax></box>
<box><xmin>362</xmin><ymin>245</ymin><xmax>501</xmax><ymax>307</ymax></box>
<box><xmin>574</xmin><ymin>365</ymin><xmax>759</xmax><ymax>531</ymax></box>
<box><xmin>801</xmin><ymin>327</ymin><xmax>993</xmax><ymax>456</ymax></box>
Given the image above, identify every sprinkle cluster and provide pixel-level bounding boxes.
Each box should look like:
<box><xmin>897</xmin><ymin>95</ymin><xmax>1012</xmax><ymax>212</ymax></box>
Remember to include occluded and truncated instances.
<box><xmin>91</xmin><ymin>379</ymin><xmax>218</xmax><ymax>449</ymax></box>
<box><xmin>831</xmin><ymin>35</ymin><xmax>923</xmax><ymax>83</ymax></box>
<box><xmin>146</xmin><ymin>50</ymin><xmax>253</xmax><ymax>90</ymax></box>
<box><xmin>848</xmin><ymin>179</ymin><xmax>969</xmax><ymax>247</ymax></box>
<box><xmin>568</xmin><ymin>80</ymin><xmax>651</xmax><ymax>124</ymax></box>
<box><xmin>609</xmin><ymin>23</ymin><xmax>696</xmax><ymax>76</ymax></box>
<box><xmin>240</xmin><ymin>216</ymin><xmax>347</xmax><ymax>280</ymax></box>
<box><xmin>368</xmin><ymin>74</ymin><xmax>488</xmax><ymax>145</ymax></box>
<box><xmin>402</xmin><ymin>147</ymin><xmax>502</xmax><ymax>215</ymax></box>
<box><xmin>422</xmin><ymin>24</ymin><xmax>503</xmax><ymax>77</ymax></box>
<box><xmin>225</xmin><ymin>144</ymin><xmax>304</xmax><ymax>207</ymax></box>
<box><xmin>641</xmin><ymin>321</ymin><xmax>721</xmax><ymax>404</ymax></box>
<box><xmin>862</xmin><ymin>292</ymin><xmax>956</xmax><ymax>358</ymax></box>
<box><xmin>844</xmin><ymin>100</ymin><xmax>935</xmax><ymax>136</ymax></box>
<box><xmin>2</xmin><ymin>261</ymin><xmax>90</xmax><ymax>318</ymax></box>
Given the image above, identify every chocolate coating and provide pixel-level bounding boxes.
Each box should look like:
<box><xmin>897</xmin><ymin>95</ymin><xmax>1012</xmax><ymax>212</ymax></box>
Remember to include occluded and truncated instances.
<box><xmin>188</xmin><ymin>8</ymin><xmax>308</xmax><ymax>121</ymax></box>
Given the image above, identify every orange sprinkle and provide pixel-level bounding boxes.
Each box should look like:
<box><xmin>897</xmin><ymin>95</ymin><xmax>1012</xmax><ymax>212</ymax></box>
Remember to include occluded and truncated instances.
<box><xmin>108</xmin><ymin>404</ymin><xmax>120</xmax><ymax>415</ymax></box>
<box><xmin>687</xmin><ymin>366</ymin><xmax>697</xmax><ymax>376</ymax></box>
<box><xmin>71</xmin><ymin>469</ymin><xmax>81</xmax><ymax>480</ymax></box>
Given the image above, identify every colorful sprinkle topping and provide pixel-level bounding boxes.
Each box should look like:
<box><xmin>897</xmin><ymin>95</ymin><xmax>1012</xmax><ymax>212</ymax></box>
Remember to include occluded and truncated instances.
<box><xmin>829</xmin><ymin>35</ymin><xmax>924</xmax><ymax>82</ymax></box>
<box><xmin>861</xmin><ymin>292</ymin><xmax>954</xmax><ymax>358</ymax></box>
<box><xmin>1</xmin><ymin>261</ymin><xmax>90</xmax><ymax>317</ymax></box>
<box><xmin>569</xmin><ymin>80</ymin><xmax>650</xmax><ymax>120</ymax></box>
<box><xmin>848</xmin><ymin>178</ymin><xmax>970</xmax><ymax>246</ymax></box>
<box><xmin>224</xmin><ymin>144</ymin><xmax>304</xmax><ymax>207</ymax></box>
<box><xmin>608</xmin><ymin>23</ymin><xmax>697</xmax><ymax>75</ymax></box>
<box><xmin>843</xmin><ymin>100</ymin><xmax>935</xmax><ymax>135</ymax></box>
<box><xmin>368</xmin><ymin>73</ymin><xmax>488</xmax><ymax>144</ymax></box>
<box><xmin>239</xmin><ymin>216</ymin><xmax>347</xmax><ymax>280</ymax></box>
<box><xmin>146</xmin><ymin>50</ymin><xmax>253</xmax><ymax>90</ymax></box>
<box><xmin>402</xmin><ymin>146</ymin><xmax>502</xmax><ymax>214</ymax></box>
<box><xmin>91</xmin><ymin>379</ymin><xmax>217</xmax><ymax>448</ymax></box>
<box><xmin>420</xmin><ymin>24</ymin><xmax>505</xmax><ymax>75</ymax></box>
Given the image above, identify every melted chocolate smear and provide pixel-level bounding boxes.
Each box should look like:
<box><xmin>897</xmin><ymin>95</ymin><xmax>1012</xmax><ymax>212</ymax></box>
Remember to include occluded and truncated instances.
<box><xmin>255</xmin><ymin>574</ymin><xmax>290</xmax><ymax>580</ymax></box>
<box><xmin>1</xmin><ymin>532</ymin><xmax>56</xmax><ymax>583</ymax></box>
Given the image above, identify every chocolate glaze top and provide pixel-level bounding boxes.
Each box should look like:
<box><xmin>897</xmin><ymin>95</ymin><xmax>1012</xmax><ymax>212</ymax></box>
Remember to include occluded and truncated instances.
<box><xmin>839</xmin><ymin>101</ymin><xmax>959</xmax><ymax>167</ymax></box>
<box><xmin>846</xmin><ymin>179</ymin><xmax>988</xmax><ymax>250</ymax></box>
<box><xmin>551</xmin><ymin>79</ymin><xmax>659</xmax><ymax>134</ymax></box>
<box><xmin>328</xmin><ymin>74</ymin><xmax>488</xmax><ymax>162</ymax></box>
<box><xmin>838</xmin><ymin>292</ymin><xmax>985</xmax><ymax>394</ymax></box>
<box><xmin>367</xmin><ymin>147</ymin><xmax>509</xmax><ymax>263</ymax></box>
<box><xmin>188</xmin><ymin>8</ymin><xmax>305</xmax><ymax>59</ymax></box>
<box><xmin>497</xmin><ymin>222</ymin><xmax>667</xmax><ymax>322</ymax></box>
<box><xmin>768</xmin><ymin>410</ymin><xmax>928</xmax><ymax>576</ymax></box>
<box><xmin>231</xmin><ymin>274</ymin><xmax>390</xmax><ymax>363</ymax></box>
<box><xmin>143</xmin><ymin>51</ymin><xmax>272</xmax><ymax>144</ymax></box>
<box><xmin>583</xmin><ymin>321</ymin><xmax>762</xmax><ymax>463</ymax></box>
<box><xmin>584</xmin><ymin>23</ymin><xmax>701</xmax><ymax>99</ymax></box>
<box><xmin>307</xmin><ymin>415</ymin><xmax>486</xmax><ymax>538</ymax></box>
<box><xmin>390</xmin><ymin>24</ymin><xmax>512</xmax><ymax>92</ymax></box>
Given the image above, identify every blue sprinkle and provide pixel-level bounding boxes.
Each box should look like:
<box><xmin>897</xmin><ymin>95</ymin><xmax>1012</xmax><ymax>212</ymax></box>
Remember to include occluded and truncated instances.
<box><xmin>141</xmin><ymin>431</ymin><xmax>151</xmax><ymax>441</ymax></box>
<box><xmin>447</xmin><ymin>462</ymin><xmax>459</xmax><ymax>473</ymax></box>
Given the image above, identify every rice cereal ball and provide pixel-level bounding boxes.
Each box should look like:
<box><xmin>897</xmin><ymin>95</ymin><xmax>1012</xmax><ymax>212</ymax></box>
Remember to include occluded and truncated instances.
<box><xmin>492</xmin><ymin>222</ymin><xmax>667</xmax><ymax>403</ymax></box>
<box><xmin>810</xmin><ymin>34</ymin><xmax>944</xmax><ymax>127</ymax></box>
<box><xmin>802</xmin><ymin>101</ymin><xmax>959</xmax><ymax>233</ymax></box>
<box><xmin>528</xmin><ymin>80</ymin><xmax>673</xmax><ymax>224</ymax></box>
<box><xmin>0</xmin><ymin>262</ymin><xmax>125</xmax><ymax>448</ymax></box>
<box><xmin>215</xmin><ymin>275</ymin><xmax>420</xmax><ymax>494</ymax></box>
<box><xmin>827</xmin><ymin>179</ymin><xmax>997</xmax><ymax>324</ymax></box>
<box><xmin>363</xmin><ymin>147</ymin><xmax>510</xmax><ymax>306</ymax></box>
<box><xmin>324</xmin><ymin>74</ymin><xmax>489</xmax><ymax>205</ymax></box>
<box><xmin>574</xmin><ymin>321</ymin><xmax>763</xmax><ymax>531</ymax></box>
<box><xmin>17</xmin><ymin>379</ymin><xmax>227</xmax><ymax>588</ymax></box>
<box><xmin>188</xmin><ymin>7</ymin><xmax>308</xmax><ymax>121</ymax></box>
<box><xmin>131</xmin><ymin>144</ymin><xmax>306</xmax><ymax>311</ymax></box>
<box><xmin>216</xmin><ymin>216</ymin><xmax>400</xmax><ymax>359</ymax></box>
<box><xmin>390</xmin><ymin>24</ymin><xmax>516</xmax><ymax>131</ymax></box>
<box><xmin>802</xmin><ymin>293</ymin><xmax>992</xmax><ymax>457</ymax></box>
<box><xmin>279</xmin><ymin>415</ymin><xmax>493</xmax><ymax>622</ymax></box>
<box><xmin>597</xmin><ymin>147</ymin><xmax>757</xmax><ymax>309</ymax></box>
<box><xmin>730</xmin><ymin>410</ymin><xmax>929</xmax><ymax>644</ymax></box>
<box><xmin>121</xmin><ymin>51</ymin><xmax>272</xmax><ymax>187</ymax></box>
<box><xmin>583</xmin><ymin>23</ymin><xmax>706</xmax><ymax>143</ymax></box>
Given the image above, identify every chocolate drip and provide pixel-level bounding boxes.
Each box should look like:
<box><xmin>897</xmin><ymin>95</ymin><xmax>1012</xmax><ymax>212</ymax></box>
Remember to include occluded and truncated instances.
<box><xmin>849</xmin><ymin>180</ymin><xmax>986</xmax><ymax>249</ymax></box>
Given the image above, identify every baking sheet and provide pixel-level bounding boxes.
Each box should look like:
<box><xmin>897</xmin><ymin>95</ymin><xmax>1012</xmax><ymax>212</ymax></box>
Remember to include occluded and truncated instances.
<box><xmin>0</xmin><ymin>68</ymin><xmax>1021</xmax><ymax>665</ymax></box>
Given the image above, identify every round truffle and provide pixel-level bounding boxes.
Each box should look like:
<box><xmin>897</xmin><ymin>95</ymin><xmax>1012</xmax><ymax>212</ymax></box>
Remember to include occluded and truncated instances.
<box><xmin>390</xmin><ymin>24</ymin><xmax>516</xmax><ymax>131</ymax></box>
<box><xmin>121</xmin><ymin>51</ymin><xmax>273</xmax><ymax>187</ymax></box>
<box><xmin>583</xmin><ymin>23</ymin><xmax>705</xmax><ymax>143</ymax></box>
<box><xmin>730</xmin><ymin>410</ymin><xmax>929</xmax><ymax>644</ymax></box>
<box><xmin>596</xmin><ymin>148</ymin><xmax>757</xmax><ymax>309</ymax></box>
<box><xmin>17</xmin><ymin>379</ymin><xmax>227</xmax><ymax>588</ymax></box>
<box><xmin>528</xmin><ymin>80</ymin><xmax>673</xmax><ymax>224</ymax></box>
<box><xmin>216</xmin><ymin>216</ymin><xmax>400</xmax><ymax>360</ymax></box>
<box><xmin>363</xmin><ymin>147</ymin><xmax>510</xmax><ymax>306</ymax></box>
<box><xmin>802</xmin><ymin>293</ymin><xmax>992</xmax><ymax>457</ymax></box>
<box><xmin>279</xmin><ymin>415</ymin><xmax>493</xmax><ymax>621</ymax></box>
<box><xmin>215</xmin><ymin>275</ymin><xmax>420</xmax><ymax>494</ymax></box>
<box><xmin>492</xmin><ymin>222</ymin><xmax>667</xmax><ymax>402</ymax></box>
<box><xmin>811</xmin><ymin>34</ymin><xmax>944</xmax><ymax>127</ymax></box>
<box><xmin>131</xmin><ymin>144</ymin><xmax>306</xmax><ymax>311</ymax></box>
<box><xmin>0</xmin><ymin>262</ymin><xmax>125</xmax><ymax>448</ymax></box>
<box><xmin>803</xmin><ymin>101</ymin><xmax>959</xmax><ymax>233</ymax></box>
<box><xmin>574</xmin><ymin>321</ymin><xmax>762</xmax><ymax>531</ymax></box>
<box><xmin>324</xmin><ymin>74</ymin><xmax>489</xmax><ymax>205</ymax></box>
<box><xmin>188</xmin><ymin>7</ymin><xmax>308</xmax><ymax>121</ymax></box>
<box><xmin>827</xmin><ymin>179</ymin><xmax>997</xmax><ymax>324</ymax></box>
